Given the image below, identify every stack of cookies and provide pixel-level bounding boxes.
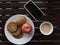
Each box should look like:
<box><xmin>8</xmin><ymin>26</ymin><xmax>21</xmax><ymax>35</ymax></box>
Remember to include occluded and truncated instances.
<box><xmin>7</xmin><ymin>16</ymin><xmax>26</xmax><ymax>39</ymax></box>
<box><xmin>7</xmin><ymin>22</ymin><xmax>23</xmax><ymax>39</ymax></box>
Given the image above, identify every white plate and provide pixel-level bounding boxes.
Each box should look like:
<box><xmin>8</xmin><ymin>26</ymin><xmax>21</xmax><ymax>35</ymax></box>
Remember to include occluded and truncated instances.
<box><xmin>4</xmin><ymin>14</ymin><xmax>35</xmax><ymax>45</ymax></box>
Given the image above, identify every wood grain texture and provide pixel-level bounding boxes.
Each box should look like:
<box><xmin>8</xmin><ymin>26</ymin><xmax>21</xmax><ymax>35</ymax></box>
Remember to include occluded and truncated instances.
<box><xmin>0</xmin><ymin>0</ymin><xmax>60</xmax><ymax>45</ymax></box>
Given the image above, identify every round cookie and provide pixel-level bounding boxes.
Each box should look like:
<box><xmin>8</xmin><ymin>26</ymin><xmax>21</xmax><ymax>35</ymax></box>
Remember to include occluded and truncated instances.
<box><xmin>12</xmin><ymin>27</ymin><xmax>21</xmax><ymax>37</ymax></box>
<box><xmin>7</xmin><ymin>22</ymin><xmax>17</xmax><ymax>33</ymax></box>
<box><xmin>14</xmin><ymin>32</ymin><xmax>23</xmax><ymax>39</ymax></box>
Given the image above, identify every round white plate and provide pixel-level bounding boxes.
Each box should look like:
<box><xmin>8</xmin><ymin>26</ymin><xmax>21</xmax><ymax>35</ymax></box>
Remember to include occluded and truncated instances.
<box><xmin>4</xmin><ymin>14</ymin><xmax>35</xmax><ymax>45</ymax></box>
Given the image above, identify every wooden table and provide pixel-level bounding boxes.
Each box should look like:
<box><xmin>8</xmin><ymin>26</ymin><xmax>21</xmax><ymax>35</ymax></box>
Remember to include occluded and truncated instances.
<box><xmin>0</xmin><ymin>0</ymin><xmax>60</xmax><ymax>45</ymax></box>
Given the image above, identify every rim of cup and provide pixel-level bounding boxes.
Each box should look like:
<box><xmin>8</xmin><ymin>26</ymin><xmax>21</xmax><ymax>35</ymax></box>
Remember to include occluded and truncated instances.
<box><xmin>39</xmin><ymin>21</ymin><xmax>54</xmax><ymax>35</ymax></box>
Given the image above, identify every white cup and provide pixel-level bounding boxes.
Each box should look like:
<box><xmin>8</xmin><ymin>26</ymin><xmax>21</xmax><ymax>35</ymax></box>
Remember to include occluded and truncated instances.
<box><xmin>40</xmin><ymin>21</ymin><xmax>53</xmax><ymax>35</ymax></box>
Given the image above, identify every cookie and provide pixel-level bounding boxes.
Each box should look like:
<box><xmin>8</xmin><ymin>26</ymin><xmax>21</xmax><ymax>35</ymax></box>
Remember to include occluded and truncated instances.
<box><xmin>7</xmin><ymin>22</ymin><xmax>17</xmax><ymax>33</ymax></box>
<box><xmin>14</xmin><ymin>32</ymin><xmax>23</xmax><ymax>39</ymax></box>
<box><xmin>12</xmin><ymin>27</ymin><xmax>22</xmax><ymax>37</ymax></box>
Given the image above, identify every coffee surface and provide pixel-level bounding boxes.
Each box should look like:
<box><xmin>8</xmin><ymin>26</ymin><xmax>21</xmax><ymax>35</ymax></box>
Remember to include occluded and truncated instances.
<box><xmin>41</xmin><ymin>23</ymin><xmax>51</xmax><ymax>34</ymax></box>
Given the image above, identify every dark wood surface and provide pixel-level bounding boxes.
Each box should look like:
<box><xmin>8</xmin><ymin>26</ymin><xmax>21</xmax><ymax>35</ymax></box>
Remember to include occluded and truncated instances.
<box><xmin>0</xmin><ymin>0</ymin><xmax>60</xmax><ymax>45</ymax></box>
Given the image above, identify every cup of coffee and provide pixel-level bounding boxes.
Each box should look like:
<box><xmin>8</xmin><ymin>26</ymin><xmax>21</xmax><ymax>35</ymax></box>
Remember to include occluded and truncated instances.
<box><xmin>40</xmin><ymin>21</ymin><xmax>53</xmax><ymax>35</ymax></box>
